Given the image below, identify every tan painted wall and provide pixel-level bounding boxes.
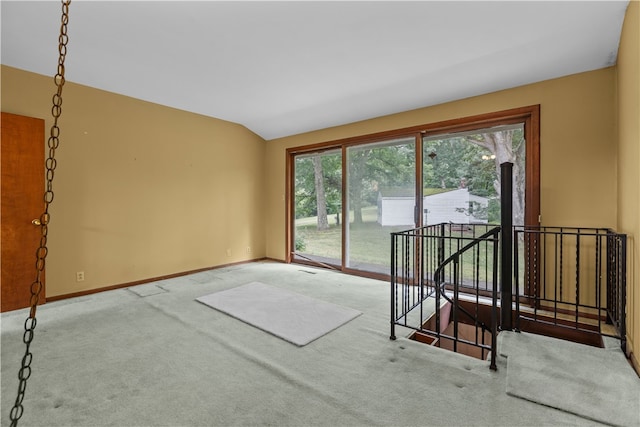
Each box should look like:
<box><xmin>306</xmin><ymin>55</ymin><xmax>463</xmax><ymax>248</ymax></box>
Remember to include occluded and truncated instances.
<box><xmin>1</xmin><ymin>65</ymin><xmax>266</xmax><ymax>298</ymax></box>
<box><xmin>265</xmin><ymin>68</ymin><xmax>617</xmax><ymax>261</ymax></box>
<box><xmin>617</xmin><ymin>0</ymin><xmax>640</xmax><ymax>364</ymax></box>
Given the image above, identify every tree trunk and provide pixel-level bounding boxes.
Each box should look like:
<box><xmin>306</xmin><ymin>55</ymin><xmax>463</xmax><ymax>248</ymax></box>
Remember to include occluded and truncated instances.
<box><xmin>349</xmin><ymin>150</ymin><xmax>370</xmax><ymax>225</ymax></box>
<box><xmin>467</xmin><ymin>130</ymin><xmax>525</xmax><ymax>226</ymax></box>
<box><xmin>312</xmin><ymin>156</ymin><xmax>329</xmax><ymax>230</ymax></box>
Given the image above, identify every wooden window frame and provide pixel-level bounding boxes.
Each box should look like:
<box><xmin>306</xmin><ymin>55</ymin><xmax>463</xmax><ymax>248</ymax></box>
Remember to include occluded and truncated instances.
<box><xmin>285</xmin><ymin>105</ymin><xmax>540</xmax><ymax>281</ymax></box>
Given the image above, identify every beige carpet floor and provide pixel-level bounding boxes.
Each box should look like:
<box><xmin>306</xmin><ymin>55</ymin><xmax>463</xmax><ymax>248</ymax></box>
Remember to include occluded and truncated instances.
<box><xmin>2</xmin><ymin>261</ymin><xmax>637</xmax><ymax>426</ymax></box>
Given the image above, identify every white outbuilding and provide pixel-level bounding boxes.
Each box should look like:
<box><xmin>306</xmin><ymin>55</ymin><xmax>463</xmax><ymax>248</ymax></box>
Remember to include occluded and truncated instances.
<box><xmin>377</xmin><ymin>188</ymin><xmax>489</xmax><ymax>226</ymax></box>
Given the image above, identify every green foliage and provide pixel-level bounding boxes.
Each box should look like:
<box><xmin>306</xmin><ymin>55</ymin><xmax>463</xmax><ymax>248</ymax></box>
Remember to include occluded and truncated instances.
<box><xmin>295</xmin><ymin>129</ymin><xmax>524</xmax><ymax>225</ymax></box>
<box><xmin>347</xmin><ymin>141</ymin><xmax>416</xmax><ymax>223</ymax></box>
<box><xmin>294</xmin><ymin>152</ymin><xmax>342</xmax><ymax>219</ymax></box>
<box><xmin>424</xmin><ymin>137</ymin><xmax>498</xmax><ymax>197</ymax></box>
<box><xmin>294</xmin><ymin>141</ymin><xmax>417</xmax><ymax>225</ymax></box>
<box><xmin>487</xmin><ymin>199</ymin><xmax>501</xmax><ymax>224</ymax></box>
<box><xmin>423</xmin><ymin>188</ymin><xmax>453</xmax><ymax>196</ymax></box>
<box><xmin>294</xmin><ymin>234</ymin><xmax>306</xmax><ymax>252</ymax></box>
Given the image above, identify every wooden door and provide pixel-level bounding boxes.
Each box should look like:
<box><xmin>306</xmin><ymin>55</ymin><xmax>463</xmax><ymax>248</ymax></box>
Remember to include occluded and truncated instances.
<box><xmin>1</xmin><ymin>112</ymin><xmax>46</xmax><ymax>312</ymax></box>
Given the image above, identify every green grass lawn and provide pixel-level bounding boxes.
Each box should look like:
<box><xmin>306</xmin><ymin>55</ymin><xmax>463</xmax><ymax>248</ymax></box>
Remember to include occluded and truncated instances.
<box><xmin>295</xmin><ymin>206</ymin><xmax>500</xmax><ymax>271</ymax></box>
<box><xmin>295</xmin><ymin>206</ymin><xmax>410</xmax><ymax>267</ymax></box>
<box><xmin>295</xmin><ymin>207</ymin><xmax>523</xmax><ymax>292</ymax></box>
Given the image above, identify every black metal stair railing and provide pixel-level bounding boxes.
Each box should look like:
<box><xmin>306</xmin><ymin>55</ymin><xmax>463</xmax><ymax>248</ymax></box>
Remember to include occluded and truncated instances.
<box><xmin>607</xmin><ymin>231</ymin><xmax>627</xmax><ymax>351</ymax></box>
<box><xmin>433</xmin><ymin>226</ymin><xmax>500</xmax><ymax>369</ymax></box>
<box><xmin>390</xmin><ymin>223</ymin><xmax>628</xmax><ymax>369</ymax></box>
<box><xmin>390</xmin><ymin>223</ymin><xmax>500</xmax><ymax>370</ymax></box>
<box><xmin>513</xmin><ymin>226</ymin><xmax>628</xmax><ymax>351</ymax></box>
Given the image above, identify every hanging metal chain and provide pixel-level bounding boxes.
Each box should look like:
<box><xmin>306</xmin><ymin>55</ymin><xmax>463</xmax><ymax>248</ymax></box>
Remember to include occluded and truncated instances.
<box><xmin>8</xmin><ymin>1</ymin><xmax>71</xmax><ymax>426</ymax></box>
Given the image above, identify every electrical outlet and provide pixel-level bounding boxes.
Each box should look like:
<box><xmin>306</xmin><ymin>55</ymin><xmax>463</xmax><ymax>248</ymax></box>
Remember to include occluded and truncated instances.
<box><xmin>246</xmin><ymin>246</ymin><xmax>252</xmax><ymax>255</ymax></box>
<box><xmin>226</xmin><ymin>249</ymin><xmax>232</xmax><ymax>257</ymax></box>
<box><xmin>76</xmin><ymin>271</ymin><xmax>85</xmax><ymax>282</ymax></box>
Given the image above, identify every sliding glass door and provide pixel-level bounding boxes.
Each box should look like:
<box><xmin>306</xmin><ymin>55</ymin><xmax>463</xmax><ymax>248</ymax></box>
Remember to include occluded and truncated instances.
<box><xmin>422</xmin><ymin>124</ymin><xmax>526</xmax><ymax>292</ymax></box>
<box><xmin>287</xmin><ymin>106</ymin><xmax>539</xmax><ymax>282</ymax></box>
<box><xmin>345</xmin><ymin>137</ymin><xmax>416</xmax><ymax>274</ymax></box>
<box><xmin>292</xmin><ymin>149</ymin><xmax>342</xmax><ymax>267</ymax></box>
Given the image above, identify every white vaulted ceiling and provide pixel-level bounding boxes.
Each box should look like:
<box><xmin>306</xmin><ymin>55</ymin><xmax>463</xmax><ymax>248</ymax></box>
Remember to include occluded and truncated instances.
<box><xmin>1</xmin><ymin>1</ymin><xmax>630</xmax><ymax>140</ymax></box>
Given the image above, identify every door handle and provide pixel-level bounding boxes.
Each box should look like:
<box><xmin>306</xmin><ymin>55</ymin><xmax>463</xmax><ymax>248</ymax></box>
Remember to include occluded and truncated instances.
<box><xmin>32</xmin><ymin>214</ymin><xmax>48</xmax><ymax>226</ymax></box>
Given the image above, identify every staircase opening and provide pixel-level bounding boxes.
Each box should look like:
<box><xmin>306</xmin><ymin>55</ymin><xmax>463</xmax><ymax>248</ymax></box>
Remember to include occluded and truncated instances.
<box><xmin>410</xmin><ymin>298</ymin><xmax>605</xmax><ymax>355</ymax></box>
<box><xmin>390</xmin><ymin>223</ymin><xmax>500</xmax><ymax>369</ymax></box>
<box><xmin>390</xmin><ymin>162</ymin><xmax>627</xmax><ymax>369</ymax></box>
<box><xmin>409</xmin><ymin>299</ymin><xmax>494</xmax><ymax>361</ymax></box>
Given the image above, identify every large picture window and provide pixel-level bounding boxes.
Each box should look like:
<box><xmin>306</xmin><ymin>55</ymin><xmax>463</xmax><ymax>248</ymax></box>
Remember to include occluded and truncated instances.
<box><xmin>286</xmin><ymin>105</ymin><xmax>539</xmax><ymax>280</ymax></box>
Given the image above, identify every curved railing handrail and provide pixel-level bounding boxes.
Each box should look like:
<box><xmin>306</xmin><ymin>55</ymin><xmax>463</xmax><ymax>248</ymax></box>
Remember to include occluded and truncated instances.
<box><xmin>433</xmin><ymin>226</ymin><xmax>500</xmax><ymax>332</ymax></box>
